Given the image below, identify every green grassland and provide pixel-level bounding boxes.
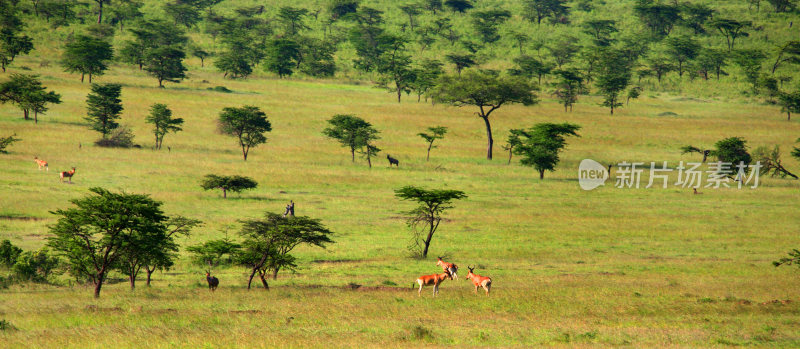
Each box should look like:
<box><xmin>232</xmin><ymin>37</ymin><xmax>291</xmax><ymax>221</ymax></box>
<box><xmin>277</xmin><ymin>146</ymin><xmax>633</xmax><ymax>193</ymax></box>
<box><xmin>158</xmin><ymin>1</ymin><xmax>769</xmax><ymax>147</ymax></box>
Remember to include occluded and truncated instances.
<box><xmin>2</xmin><ymin>0</ymin><xmax>800</xmax><ymax>347</ymax></box>
<box><xmin>1</xmin><ymin>56</ymin><xmax>800</xmax><ymax>347</ymax></box>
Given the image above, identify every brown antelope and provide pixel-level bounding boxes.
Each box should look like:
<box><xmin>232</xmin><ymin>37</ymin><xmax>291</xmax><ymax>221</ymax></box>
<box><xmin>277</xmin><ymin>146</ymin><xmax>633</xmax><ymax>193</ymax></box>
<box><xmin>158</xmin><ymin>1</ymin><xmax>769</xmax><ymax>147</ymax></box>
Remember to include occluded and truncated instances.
<box><xmin>34</xmin><ymin>157</ymin><xmax>48</xmax><ymax>171</ymax></box>
<box><xmin>413</xmin><ymin>270</ymin><xmax>452</xmax><ymax>297</ymax></box>
<box><xmin>466</xmin><ymin>266</ymin><xmax>492</xmax><ymax>297</ymax></box>
<box><xmin>60</xmin><ymin>167</ymin><xmax>76</xmax><ymax>183</ymax></box>
<box><xmin>436</xmin><ymin>256</ymin><xmax>458</xmax><ymax>280</ymax></box>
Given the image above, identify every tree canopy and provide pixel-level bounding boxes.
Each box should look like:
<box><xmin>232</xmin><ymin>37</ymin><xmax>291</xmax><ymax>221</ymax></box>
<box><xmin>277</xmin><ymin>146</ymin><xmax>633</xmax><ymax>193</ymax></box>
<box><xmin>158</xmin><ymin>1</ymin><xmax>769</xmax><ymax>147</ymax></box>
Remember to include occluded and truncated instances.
<box><xmin>218</xmin><ymin>105</ymin><xmax>272</xmax><ymax>161</ymax></box>
<box><xmin>395</xmin><ymin>186</ymin><xmax>467</xmax><ymax>258</ymax></box>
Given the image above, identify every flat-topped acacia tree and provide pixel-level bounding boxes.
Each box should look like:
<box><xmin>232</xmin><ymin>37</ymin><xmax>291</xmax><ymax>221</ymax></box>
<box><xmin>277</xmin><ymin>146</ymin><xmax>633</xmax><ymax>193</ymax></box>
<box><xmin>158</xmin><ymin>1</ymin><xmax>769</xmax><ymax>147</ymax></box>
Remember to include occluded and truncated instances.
<box><xmin>432</xmin><ymin>70</ymin><xmax>537</xmax><ymax>160</ymax></box>
<box><xmin>395</xmin><ymin>186</ymin><xmax>467</xmax><ymax>258</ymax></box>
<box><xmin>218</xmin><ymin>106</ymin><xmax>271</xmax><ymax>161</ymax></box>
<box><xmin>323</xmin><ymin>114</ymin><xmax>381</xmax><ymax>167</ymax></box>
<box><xmin>200</xmin><ymin>174</ymin><xmax>258</xmax><ymax>198</ymax></box>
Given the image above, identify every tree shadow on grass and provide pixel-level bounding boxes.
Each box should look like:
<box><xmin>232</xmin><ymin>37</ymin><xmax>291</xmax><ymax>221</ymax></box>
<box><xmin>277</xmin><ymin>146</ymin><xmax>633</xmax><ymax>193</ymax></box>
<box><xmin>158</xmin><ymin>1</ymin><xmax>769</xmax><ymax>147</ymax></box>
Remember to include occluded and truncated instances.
<box><xmin>226</xmin><ymin>195</ymin><xmax>280</xmax><ymax>202</ymax></box>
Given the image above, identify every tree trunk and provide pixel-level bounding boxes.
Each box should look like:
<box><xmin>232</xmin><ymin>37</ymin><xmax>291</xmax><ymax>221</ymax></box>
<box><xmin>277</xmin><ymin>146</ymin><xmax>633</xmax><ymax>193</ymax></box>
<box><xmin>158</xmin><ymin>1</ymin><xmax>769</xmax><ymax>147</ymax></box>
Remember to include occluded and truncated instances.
<box><xmin>81</xmin><ymin>73</ymin><xmax>85</xmax><ymax>83</ymax></box>
<box><xmin>34</xmin><ymin>111</ymin><xmax>38</xmax><ymax>124</ymax></box>
<box><xmin>24</xmin><ymin>109</ymin><xmax>29</xmax><ymax>120</ymax></box>
<box><xmin>94</xmin><ymin>271</ymin><xmax>105</xmax><ymax>298</ymax></box>
<box><xmin>129</xmin><ymin>274</ymin><xmax>136</xmax><ymax>290</ymax></box>
<box><xmin>789</xmin><ymin>112</ymin><xmax>791</xmax><ymax>121</ymax></box>
<box><xmin>421</xmin><ymin>220</ymin><xmax>436</xmax><ymax>258</ymax></box>
<box><xmin>367</xmin><ymin>153</ymin><xmax>372</xmax><ymax>168</ymax></box>
<box><xmin>97</xmin><ymin>1</ymin><xmax>103</xmax><ymax>24</ymax></box>
<box><xmin>259</xmin><ymin>272</ymin><xmax>270</xmax><ymax>289</ymax></box>
<box><xmin>89</xmin><ymin>73</ymin><xmax>92</xmax><ymax>83</ymax></box>
<box><xmin>247</xmin><ymin>269</ymin><xmax>256</xmax><ymax>290</ymax></box>
<box><xmin>146</xmin><ymin>268</ymin><xmax>153</xmax><ymax>286</ymax></box>
<box><xmin>351</xmin><ymin>148</ymin><xmax>355</xmax><ymax>162</ymax></box>
<box><xmin>539</xmin><ymin>170</ymin><xmax>545</xmax><ymax>179</ymax></box>
<box><xmin>426</xmin><ymin>144</ymin><xmax>432</xmax><ymax>161</ymax></box>
<box><xmin>397</xmin><ymin>87</ymin><xmax>402</xmax><ymax>103</ymax></box>
<box><xmin>272</xmin><ymin>268</ymin><xmax>279</xmax><ymax>280</ymax></box>
<box><xmin>481</xmin><ymin>115</ymin><xmax>493</xmax><ymax>160</ymax></box>
<box><xmin>241</xmin><ymin>144</ymin><xmax>248</xmax><ymax>161</ymax></box>
<box><xmin>222</xmin><ymin>188</ymin><xmax>227</xmax><ymax>198</ymax></box>
<box><xmin>507</xmin><ymin>149</ymin><xmax>513</xmax><ymax>165</ymax></box>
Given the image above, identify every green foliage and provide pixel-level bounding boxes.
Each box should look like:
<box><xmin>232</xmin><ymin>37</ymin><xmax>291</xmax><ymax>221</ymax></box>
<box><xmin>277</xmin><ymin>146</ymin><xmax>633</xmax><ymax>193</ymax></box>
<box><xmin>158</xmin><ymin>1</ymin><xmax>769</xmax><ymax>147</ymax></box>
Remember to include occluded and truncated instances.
<box><xmin>444</xmin><ymin>0</ymin><xmax>473</xmax><ymax>13</ymax></box>
<box><xmin>509</xmin><ymin>55</ymin><xmax>552</xmax><ymax>84</ymax></box>
<box><xmin>709</xmin><ymin>18</ymin><xmax>751</xmax><ymax>52</ymax></box>
<box><xmin>777</xmin><ymin>91</ymin><xmax>800</xmax><ymax>120</ymax></box>
<box><xmin>792</xmin><ymin>138</ymin><xmax>800</xmax><ymax>160</ymax></box>
<box><xmin>767</xmin><ymin>0</ymin><xmax>797</xmax><ymax>12</ymax></box>
<box><xmin>328</xmin><ymin>0</ymin><xmax>360</xmax><ymax>21</ymax></box>
<box><xmin>634</xmin><ymin>0</ymin><xmax>680</xmax><ymax>36</ymax></box>
<box><xmin>713</xmin><ymin>137</ymin><xmax>752</xmax><ymax>167</ymax></box>
<box><xmin>298</xmin><ymin>38</ymin><xmax>336</xmax><ymax>77</ymax></box>
<box><xmin>774</xmin><ymin>249</ymin><xmax>800</xmax><ymax>268</ymax></box>
<box><xmin>665</xmin><ymin>35</ymin><xmax>701</xmax><ymax>77</ymax></box>
<box><xmin>119</xmin><ymin>19</ymin><xmax>188</xmax><ymax>87</ymax></box>
<box><xmin>187</xmin><ymin>238</ymin><xmax>241</xmax><ymax>268</ymax></box>
<box><xmin>513</xmin><ymin>123</ymin><xmax>581</xmax><ymax>179</ymax></box>
<box><xmin>596</xmin><ymin>49</ymin><xmax>633</xmax><ymax>115</ymax></box>
<box><xmin>0</xmin><ymin>2</ymin><xmax>34</xmax><ymax>72</ymax></box>
<box><xmin>410</xmin><ymin>59</ymin><xmax>443</xmax><ymax>101</ymax></box>
<box><xmin>734</xmin><ymin>49</ymin><xmax>766</xmax><ymax>93</ymax></box>
<box><xmin>278</xmin><ymin>6</ymin><xmax>310</xmax><ymax>36</ymax></box>
<box><xmin>85</xmin><ymin>83</ymin><xmax>123</xmax><ymax>138</ymax></box>
<box><xmin>266</xmin><ymin>38</ymin><xmax>301</xmax><ymax>78</ymax></box>
<box><xmin>0</xmin><ymin>74</ymin><xmax>62</xmax><ymax>123</ymax></box>
<box><xmin>236</xmin><ymin>212</ymin><xmax>334</xmax><ymax>289</ymax></box>
<box><xmin>61</xmin><ymin>34</ymin><xmax>113</xmax><ymax>83</ymax></box>
<box><xmin>218</xmin><ymin>106</ymin><xmax>272</xmax><ymax>161</ymax></box>
<box><xmin>445</xmin><ymin>53</ymin><xmax>476</xmax><ymax>75</ymax></box>
<box><xmin>323</xmin><ymin>114</ymin><xmax>381</xmax><ymax>165</ymax></box>
<box><xmin>94</xmin><ymin>124</ymin><xmax>135</xmax><ymax>148</ymax></box>
<box><xmin>502</xmin><ymin>129</ymin><xmax>527</xmax><ymax>164</ymax></box>
<box><xmin>418</xmin><ymin>126</ymin><xmax>447</xmax><ymax>161</ymax></box>
<box><xmin>522</xmin><ymin>0</ymin><xmax>569</xmax><ymax>25</ymax></box>
<box><xmin>553</xmin><ymin>69</ymin><xmax>583</xmax><ymax>111</ymax></box>
<box><xmin>12</xmin><ymin>248</ymin><xmax>60</xmax><ymax>283</ymax></box>
<box><xmin>0</xmin><ymin>239</ymin><xmax>22</xmax><ymax>267</ymax></box>
<box><xmin>470</xmin><ymin>10</ymin><xmax>511</xmax><ymax>43</ymax></box>
<box><xmin>200</xmin><ymin>174</ymin><xmax>258</xmax><ymax>198</ymax></box>
<box><xmin>145</xmin><ymin>103</ymin><xmax>184</xmax><ymax>149</ymax></box>
<box><xmin>432</xmin><ymin>70</ymin><xmax>538</xmax><ymax>160</ymax></box>
<box><xmin>394</xmin><ymin>186</ymin><xmax>467</xmax><ymax>258</ymax></box>
<box><xmin>47</xmin><ymin>187</ymin><xmax>170</xmax><ymax>298</ymax></box>
<box><xmin>376</xmin><ymin>35</ymin><xmax>415</xmax><ymax>102</ymax></box>
<box><xmin>0</xmin><ymin>134</ymin><xmax>21</xmax><ymax>154</ymax></box>
<box><xmin>771</xmin><ymin>41</ymin><xmax>800</xmax><ymax>74</ymax></box>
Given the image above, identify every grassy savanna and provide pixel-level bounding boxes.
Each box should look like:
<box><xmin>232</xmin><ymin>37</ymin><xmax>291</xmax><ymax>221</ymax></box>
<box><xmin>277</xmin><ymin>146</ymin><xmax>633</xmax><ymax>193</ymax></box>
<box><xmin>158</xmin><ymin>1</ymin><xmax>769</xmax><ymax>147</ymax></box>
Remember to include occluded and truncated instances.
<box><xmin>2</xmin><ymin>56</ymin><xmax>800</xmax><ymax>347</ymax></box>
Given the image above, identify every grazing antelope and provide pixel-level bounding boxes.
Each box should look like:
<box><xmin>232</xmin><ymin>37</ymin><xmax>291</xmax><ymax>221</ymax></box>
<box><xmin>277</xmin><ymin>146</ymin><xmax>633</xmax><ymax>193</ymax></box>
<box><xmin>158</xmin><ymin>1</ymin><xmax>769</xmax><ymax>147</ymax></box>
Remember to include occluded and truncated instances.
<box><xmin>693</xmin><ymin>188</ymin><xmax>703</xmax><ymax>195</ymax></box>
<box><xmin>413</xmin><ymin>270</ymin><xmax>452</xmax><ymax>297</ymax></box>
<box><xmin>387</xmin><ymin>154</ymin><xmax>399</xmax><ymax>167</ymax></box>
<box><xmin>34</xmin><ymin>157</ymin><xmax>48</xmax><ymax>171</ymax></box>
<box><xmin>466</xmin><ymin>266</ymin><xmax>492</xmax><ymax>296</ymax></box>
<box><xmin>436</xmin><ymin>256</ymin><xmax>458</xmax><ymax>280</ymax></box>
<box><xmin>206</xmin><ymin>271</ymin><xmax>219</xmax><ymax>291</ymax></box>
<box><xmin>59</xmin><ymin>167</ymin><xmax>76</xmax><ymax>183</ymax></box>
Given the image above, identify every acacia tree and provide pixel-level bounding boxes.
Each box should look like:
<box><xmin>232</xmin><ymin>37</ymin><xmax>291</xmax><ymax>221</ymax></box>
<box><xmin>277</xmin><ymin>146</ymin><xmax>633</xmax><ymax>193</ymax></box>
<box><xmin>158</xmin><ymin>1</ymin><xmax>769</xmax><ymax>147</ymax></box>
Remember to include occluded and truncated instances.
<box><xmin>418</xmin><ymin>126</ymin><xmax>448</xmax><ymax>161</ymax></box>
<box><xmin>502</xmin><ymin>129</ymin><xmax>526</xmax><ymax>164</ymax></box>
<box><xmin>470</xmin><ymin>9</ymin><xmax>511</xmax><ymax>43</ymax></box>
<box><xmin>395</xmin><ymin>186</ymin><xmax>466</xmax><ymax>258</ymax></box>
<box><xmin>709</xmin><ymin>18</ymin><xmax>751</xmax><ymax>52</ymax></box>
<box><xmin>47</xmin><ymin>188</ymin><xmax>171</xmax><ymax>298</ymax></box>
<box><xmin>0</xmin><ymin>74</ymin><xmax>61</xmax><ymax>123</ymax></box>
<box><xmin>187</xmin><ymin>238</ymin><xmax>241</xmax><ymax>269</ymax></box>
<box><xmin>323</xmin><ymin>114</ymin><xmax>380</xmax><ymax>164</ymax></box>
<box><xmin>596</xmin><ymin>50</ymin><xmax>633</xmax><ymax>115</ymax></box>
<box><xmin>141</xmin><ymin>216</ymin><xmax>201</xmax><ymax>286</ymax></box>
<box><xmin>218</xmin><ymin>106</ymin><xmax>272</xmax><ymax>161</ymax></box>
<box><xmin>0</xmin><ymin>134</ymin><xmax>21</xmax><ymax>154</ymax></box>
<box><xmin>445</xmin><ymin>53</ymin><xmax>476</xmax><ymax>76</ymax></box>
<box><xmin>522</xmin><ymin>0</ymin><xmax>569</xmax><ymax>25</ymax></box>
<box><xmin>61</xmin><ymin>34</ymin><xmax>113</xmax><ymax>83</ymax></box>
<box><xmin>553</xmin><ymin>69</ymin><xmax>583</xmax><ymax>111</ymax></box>
<box><xmin>85</xmin><ymin>83</ymin><xmax>123</xmax><ymax>138</ymax></box>
<box><xmin>513</xmin><ymin>123</ymin><xmax>581</xmax><ymax>179</ymax></box>
<box><xmin>377</xmin><ymin>35</ymin><xmax>415</xmax><ymax>103</ymax></box>
<box><xmin>145</xmin><ymin>103</ymin><xmax>184</xmax><ymax>149</ymax></box>
<box><xmin>237</xmin><ymin>212</ymin><xmax>334</xmax><ymax>289</ymax></box>
<box><xmin>200</xmin><ymin>174</ymin><xmax>258</xmax><ymax>198</ymax></box>
<box><xmin>778</xmin><ymin>91</ymin><xmax>800</xmax><ymax>121</ymax></box>
<box><xmin>433</xmin><ymin>70</ymin><xmax>537</xmax><ymax>160</ymax></box>
<box><xmin>119</xmin><ymin>19</ymin><xmax>188</xmax><ymax>87</ymax></box>
<box><xmin>266</xmin><ymin>38</ymin><xmax>301</xmax><ymax>78</ymax></box>
<box><xmin>665</xmin><ymin>35</ymin><xmax>700</xmax><ymax>77</ymax></box>
<box><xmin>0</xmin><ymin>2</ymin><xmax>34</xmax><ymax>72</ymax></box>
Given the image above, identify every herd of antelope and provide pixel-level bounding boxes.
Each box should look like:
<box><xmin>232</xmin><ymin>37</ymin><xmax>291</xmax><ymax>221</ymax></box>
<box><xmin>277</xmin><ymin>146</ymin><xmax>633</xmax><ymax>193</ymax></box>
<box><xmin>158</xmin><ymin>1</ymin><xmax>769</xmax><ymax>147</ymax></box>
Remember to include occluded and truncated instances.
<box><xmin>414</xmin><ymin>256</ymin><xmax>492</xmax><ymax>297</ymax></box>
<box><xmin>33</xmin><ymin>157</ymin><xmax>76</xmax><ymax>183</ymax></box>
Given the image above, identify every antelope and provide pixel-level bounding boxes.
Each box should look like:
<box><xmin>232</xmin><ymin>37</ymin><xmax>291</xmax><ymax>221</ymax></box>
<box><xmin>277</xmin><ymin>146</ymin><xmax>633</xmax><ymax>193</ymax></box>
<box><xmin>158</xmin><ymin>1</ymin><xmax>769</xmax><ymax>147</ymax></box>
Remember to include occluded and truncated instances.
<box><xmin>412</xmin><ymin>270</ymin><xmax>452</xmax><ymax>297</ymax></box>
<box><xmin>206</xmin><ymin>271</ymin><xmax>219</xmax><ymax>291</ymax></box>
<box><xmin>693</xmin><ymin>188</ymin><xmax>703</xmax><ymax>195</ymax></box>
<box><xmin>387</xmin><ymin>154</ymin><xmax>399</xmax><ymax>167</ymax></box>
<box><xmin>466</xmin><ymin>266</ymin><xmax>492</xmax><ymax>296</ymax></box>
<box><xmin>34</xmin><ymin>157</ymin><xmax>48</xmax><ymax>171</ymax></box>
<box><xmin>59</xmin><ymin>167</ymin><xmax>76</xmax><ymax>183</ymax></box>
<box><xmin>436</xmin><ymin>256</ymin><xmax>458</xmax><ymax>280</ymax></box>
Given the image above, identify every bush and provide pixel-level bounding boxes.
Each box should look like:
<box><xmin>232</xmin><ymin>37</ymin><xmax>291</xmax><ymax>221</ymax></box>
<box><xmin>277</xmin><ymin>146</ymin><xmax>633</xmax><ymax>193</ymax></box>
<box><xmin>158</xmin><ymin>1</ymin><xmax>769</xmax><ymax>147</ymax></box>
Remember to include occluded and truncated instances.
<box><xmin>94</xmin><ymin>125</ymin><xmax>135</xmax><ymax>148</ymax></box>
<box><xmin>0</xmin><ymin>240</ymin><xmax>22</xmax><ymax>267</ymax></box>
<box><xmin>12</xmin><ymin>248</ymin><xmax>60</xmax><ymax>283</ymax></box>
<box><xmin>207</xmin><ymin>86</ymin><xmax>232</xmax><ymax>93</ymax></box>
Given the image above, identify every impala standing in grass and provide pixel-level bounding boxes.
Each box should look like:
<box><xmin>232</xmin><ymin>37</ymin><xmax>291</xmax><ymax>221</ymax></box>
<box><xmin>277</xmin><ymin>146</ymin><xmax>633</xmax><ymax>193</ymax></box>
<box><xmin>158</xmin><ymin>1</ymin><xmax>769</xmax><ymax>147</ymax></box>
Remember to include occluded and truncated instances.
<box><xmin>436</xmin><ymin>256</ymin><xmax>458</xmax><ymax>280</ymax></box>
<box><xmin>34</xmin><ymin>157</ymin><xmax>48</xmax><ymax>171</ymax></box>
<box><xmin>413</xmin><ymin>270</ymin><xmax>452</xmax><ymax>297</ymax></box>
<box><xmin>466</xmin><ymin>266</ymin><xmax>492</xmax><ymax>296</ymax></box>
<box><xmin>59</xmin><ymin>167</ymin><xmax>76</xmax><ymax>183</ymax></box>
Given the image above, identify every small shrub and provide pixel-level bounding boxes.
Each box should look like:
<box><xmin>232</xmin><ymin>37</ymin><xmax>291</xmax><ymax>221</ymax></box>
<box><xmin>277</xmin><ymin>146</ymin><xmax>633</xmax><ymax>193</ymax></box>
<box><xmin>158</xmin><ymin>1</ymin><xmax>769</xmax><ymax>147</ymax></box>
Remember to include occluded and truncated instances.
<box><xmin>0</xmin><ymin>134</ymin><xmax>21</xmax><ymax>154</ymax></box>
<box><xmin>0</xmin><ymin>319</ymin><xmax>16</xmax><ymax>331</ymax></box>
<box><xmin>207</xmin><ymin>86</ymin><xmax>232</xmax><ymax>93</ymax></box>
<box><xmin>12</xmin><ymin>248</ymin><xmax>60</xmax><ymax>283</ymax></box>
<box><xmin>95</xmin><ymin>126</ymin><xmax>135</xmax><ymax>148</ymax></box>
<box><xmin>0</xmin><ymin>239</ymin><xmax>22</xmax><ymax>267</ymax></box>
<box><xmin>382</xmin><ymin>280</ymin><xmax>397</xmax><ymax>286</ymax></box>
<box><xmin>411</xmin><ymin>325</ymin><xmax>433</xmax><ymax>341</ymax></box>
